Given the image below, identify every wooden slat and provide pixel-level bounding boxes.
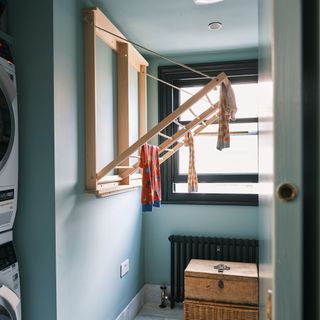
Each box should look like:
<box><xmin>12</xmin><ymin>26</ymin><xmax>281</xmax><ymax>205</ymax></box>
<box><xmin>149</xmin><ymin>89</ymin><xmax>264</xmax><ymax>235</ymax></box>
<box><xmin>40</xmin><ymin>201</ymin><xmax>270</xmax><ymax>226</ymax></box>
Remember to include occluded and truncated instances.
<box><xmin>120</xmin><ymin>162</ymin><xmax>140</xmax><ymax>180</ymax></box>
<box><xmin>83</xmin><ymin>8</ymin><xmax>116</xmax><ymax>49</ymax></box>
<box><xmin>87</xmin><ymin>7</ymin><xmax>148</xmax><ymax>71</ymax></box>
<box><xmin>197</xmin><ymin>130</ymin><xmax>250</xmax><ymax>136</ymax></box>
<box><xmin>97</xmin><ymin>185</ymin><xmax>141</xmax><ymax>197</ymax></box>
<box><xmin>83</xmin><ymin>7</ymin><xmax>149</xmax><ymax>196</ymax></box>
<box><xmin>119</xmin><ymin>102</ymin><xmax>219</xmax><ymax>179</ymax></box>
<box><xmin>118</xmin><ymin>42</ymin><xmax>130</xmax><ymax>185</ymax></box>
<box><xmin>158</xmin><ymin>132</ymin><xmax>172</xmax><ymax>139</ymax></box>
<box><xmin>128</xmin><ymin>46</ymin><xmax>148</xmax><ymax>73</ymax></box>
<box><xmin>189</xmin><ymin>108</ymin><xmax>206</xmax><ymax>126</ymax></box>
<box><xmin>96</xmin><ymin>72</ymin><xmax>227</xmax><ymax>180</ymax></box>
<box><xmin>160</xmin><ymin>142</ymin><xmax>184</xmax><ymax>163</ymax></box>
<box><xmin>83</xmin><ymin>9</ymin><xmax>97</xmax><ymax>192</ymax></box>
<box><xmin>138</xmin><ymin>64</ymin><xmax>147</xmax><ymax>176</ymax></box>
<box><xmin>159</xmin><ymin>112</ymin><xmax>219</xmax><ymax>163</ymax></box>
<box><xmin>98</xmin><ymin>175</ymin><xmax>123</xmax><ymax>184</ymax></box>
<box><xmin>97</xmin><ymin>173</ymin><xmax>142</xmax><ymax>186</ymax></box>
<box><xmin>158</xmin><ymin>104</ymin><xmax>219</xmax><ymax>152</ymax></box>
<box><xmin>97</xmin><ymin>174</ymin><xmax>142</xmax><ymax>191</ymax></box>
<box><xmin>139</xmin><ymin>65</ymin><xmax>147</xmax><ymax>137</ymax></box>
<box><xmin>173</xmin><ymin>119</ymin><xmax>185</xmax><ymax>128</ymax></box>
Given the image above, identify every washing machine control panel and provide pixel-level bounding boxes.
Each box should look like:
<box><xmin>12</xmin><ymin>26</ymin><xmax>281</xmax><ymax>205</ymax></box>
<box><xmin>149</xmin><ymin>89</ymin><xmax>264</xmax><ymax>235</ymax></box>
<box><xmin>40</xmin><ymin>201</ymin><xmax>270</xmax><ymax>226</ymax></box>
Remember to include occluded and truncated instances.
<box><xmin>0</xmin><ymin>241</ymin><xmax>16</xmax><ymax>271</ymax></box>
<box><xmin>0</xmin><ymin>189</ymin><xmax>14</xmax><ymax>202</ymax></box>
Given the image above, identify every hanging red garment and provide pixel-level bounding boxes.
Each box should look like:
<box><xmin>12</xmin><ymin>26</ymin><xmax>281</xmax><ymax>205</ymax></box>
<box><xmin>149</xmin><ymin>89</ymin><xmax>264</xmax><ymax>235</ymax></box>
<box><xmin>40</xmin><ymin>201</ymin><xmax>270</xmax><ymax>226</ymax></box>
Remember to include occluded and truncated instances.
<box><xmin>139</xmin><ymin>143</ymin><xmax>161</xmax><ymax>212</ymax></box>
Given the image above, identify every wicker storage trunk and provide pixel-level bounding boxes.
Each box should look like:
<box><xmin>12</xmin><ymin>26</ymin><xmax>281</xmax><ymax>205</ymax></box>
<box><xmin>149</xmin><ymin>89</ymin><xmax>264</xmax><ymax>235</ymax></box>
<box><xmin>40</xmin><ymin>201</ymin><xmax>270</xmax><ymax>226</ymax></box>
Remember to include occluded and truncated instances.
<box><xmin>184</xmin><ymin>259</ymin><xmax>258</xmax><ymax>320</ymax></box>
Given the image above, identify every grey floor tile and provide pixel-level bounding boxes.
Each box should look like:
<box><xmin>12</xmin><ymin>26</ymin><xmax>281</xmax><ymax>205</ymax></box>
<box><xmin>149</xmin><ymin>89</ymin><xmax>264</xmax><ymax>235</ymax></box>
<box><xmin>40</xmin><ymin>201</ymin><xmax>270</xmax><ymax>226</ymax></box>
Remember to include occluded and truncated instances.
<box><xmin>135</xmin><ymin>302</ymin><xmax>183</xmax><ymax>320</ymax></box>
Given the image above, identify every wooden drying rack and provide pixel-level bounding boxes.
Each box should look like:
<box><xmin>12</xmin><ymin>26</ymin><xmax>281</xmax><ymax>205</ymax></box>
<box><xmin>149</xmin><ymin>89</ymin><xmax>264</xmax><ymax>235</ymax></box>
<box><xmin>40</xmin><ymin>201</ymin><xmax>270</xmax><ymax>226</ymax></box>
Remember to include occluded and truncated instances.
<box><xmin>83</xmin><ymin>7</ymin><xmax>229</xmax><ymax>197</ymax></box>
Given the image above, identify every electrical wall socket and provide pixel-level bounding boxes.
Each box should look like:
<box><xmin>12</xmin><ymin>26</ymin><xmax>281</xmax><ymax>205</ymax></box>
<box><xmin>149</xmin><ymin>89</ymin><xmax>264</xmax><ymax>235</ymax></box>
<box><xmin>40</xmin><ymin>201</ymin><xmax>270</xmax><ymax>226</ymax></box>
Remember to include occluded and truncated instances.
<box><xmin>120</xmin><ymin>259</ymin><xmax>129</xmax><ymax>278</ymax></box>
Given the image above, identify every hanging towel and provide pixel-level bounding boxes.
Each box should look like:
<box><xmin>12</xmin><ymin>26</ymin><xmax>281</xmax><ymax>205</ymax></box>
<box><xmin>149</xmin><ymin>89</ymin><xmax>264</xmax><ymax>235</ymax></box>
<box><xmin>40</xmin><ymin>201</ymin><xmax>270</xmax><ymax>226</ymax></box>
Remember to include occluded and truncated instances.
<box><xmin>217</xmin><ymin>81</ymin><xmax>237</xmax><ymax>150</ymax></box>
<box><xmin>223</xmin><ymin>81</ymin><xmax>237</xmax><ymax>121</ymax></box>
<box><xmin>139</xmin><ymin>143</ymin><xmax>161</xmax><ymax>212</ymax></box>
<box><xmin>184</xmin><ymin>131</ymin><xmax>198</xmax><ymax>193</ymax></box>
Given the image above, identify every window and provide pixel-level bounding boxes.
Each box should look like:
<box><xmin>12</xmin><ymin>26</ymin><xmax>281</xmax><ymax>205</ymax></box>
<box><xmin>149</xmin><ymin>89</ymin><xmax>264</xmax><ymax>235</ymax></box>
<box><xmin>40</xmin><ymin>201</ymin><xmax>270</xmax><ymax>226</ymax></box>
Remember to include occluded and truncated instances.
<box><xmin>158</xmin><ymin>60</ymin><xmax>258</xmax><ymax>205</ymax></box>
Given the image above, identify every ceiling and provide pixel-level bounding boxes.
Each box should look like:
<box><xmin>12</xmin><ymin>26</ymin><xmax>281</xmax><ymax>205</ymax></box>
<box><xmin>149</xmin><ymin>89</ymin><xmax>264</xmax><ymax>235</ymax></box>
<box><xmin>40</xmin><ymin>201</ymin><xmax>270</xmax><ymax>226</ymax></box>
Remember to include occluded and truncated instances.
<box><xmin>96</xmin><ymin>0</ymin><xmax>258</xmax><ymax>56</ymax></box>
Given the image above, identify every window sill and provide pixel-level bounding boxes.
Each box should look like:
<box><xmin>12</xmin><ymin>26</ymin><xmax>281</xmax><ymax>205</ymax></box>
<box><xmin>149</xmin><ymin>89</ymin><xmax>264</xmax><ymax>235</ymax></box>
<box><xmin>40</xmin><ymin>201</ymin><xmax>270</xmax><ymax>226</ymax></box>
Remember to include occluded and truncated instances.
<box><xmin>162</xmin><ymin>193</ymin><xmax>258</xmax><ymax>206</ymax></box>
<box><xmin>96</xmin><ymin>175</ymin><xmax>142</xmax><ymax>198</ymax></box>
<box><xmin>96</xmin><ymin>184</ymin><xmax>141</xmax><ymax>198</ymax></box>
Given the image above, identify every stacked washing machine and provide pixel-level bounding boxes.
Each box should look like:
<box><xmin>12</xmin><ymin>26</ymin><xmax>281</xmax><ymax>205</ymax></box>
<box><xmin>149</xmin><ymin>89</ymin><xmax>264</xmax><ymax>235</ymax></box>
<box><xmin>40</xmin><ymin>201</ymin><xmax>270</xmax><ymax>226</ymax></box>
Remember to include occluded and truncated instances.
<box><xmin>0</xmin><ymin>33</ymin><xmax>21</xmax><ymax>320</ymax></box>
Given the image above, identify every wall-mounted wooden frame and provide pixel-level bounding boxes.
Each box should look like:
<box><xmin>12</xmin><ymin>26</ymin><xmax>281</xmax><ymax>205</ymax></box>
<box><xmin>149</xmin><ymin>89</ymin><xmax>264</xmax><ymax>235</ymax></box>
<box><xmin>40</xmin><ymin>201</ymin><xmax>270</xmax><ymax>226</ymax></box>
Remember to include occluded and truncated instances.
<box><xmin>83</xmin><ymin>7</ymin><xmax>229</xmax><ymax>199</ymax></box>
<box><xmin>83</xmin><ymin>7</ymin><xmax>148</xmax><ymax>196</ymax></box>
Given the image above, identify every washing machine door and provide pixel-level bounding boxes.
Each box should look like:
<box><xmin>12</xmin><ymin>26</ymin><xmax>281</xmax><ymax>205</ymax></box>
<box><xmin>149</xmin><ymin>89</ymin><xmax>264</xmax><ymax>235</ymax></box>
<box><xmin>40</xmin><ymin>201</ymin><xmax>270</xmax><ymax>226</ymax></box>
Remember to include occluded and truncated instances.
<box><xmin>0</xmin><ymin>286</ymin><xmax>20</xmax><ymax>320</ymax></box>
<box><xmin>0</xmin><ymin>65</ymin><xmax>16</xmax><ymax>173</ymax></box>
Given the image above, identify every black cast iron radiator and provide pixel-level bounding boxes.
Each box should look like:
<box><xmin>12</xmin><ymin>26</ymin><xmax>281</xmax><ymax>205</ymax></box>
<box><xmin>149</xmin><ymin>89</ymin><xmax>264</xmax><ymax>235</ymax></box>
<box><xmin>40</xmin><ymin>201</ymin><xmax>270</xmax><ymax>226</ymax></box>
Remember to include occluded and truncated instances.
<box><xmin>168</xmin><ymin>235</ymin><xmax>259</xmax><ymax>308</ymax></box>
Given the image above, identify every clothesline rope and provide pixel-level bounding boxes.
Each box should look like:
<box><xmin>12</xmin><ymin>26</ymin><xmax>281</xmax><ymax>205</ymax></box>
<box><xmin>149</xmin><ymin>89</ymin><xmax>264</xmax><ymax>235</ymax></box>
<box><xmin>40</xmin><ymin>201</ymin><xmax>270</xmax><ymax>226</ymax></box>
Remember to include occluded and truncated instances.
<box><xmin>93</xmin><ymin>22</ymin><xmax>223</xmax><ymax>122</ymax></box>
<box><xmin>93</xmin><ymin>24</ymin><xmax>213</xmax><ymax>80</ymax></box>
<box><xmin>146</xmin><ymin>73</ymin><xmax>212</xmax><ymax>106</ymax></box>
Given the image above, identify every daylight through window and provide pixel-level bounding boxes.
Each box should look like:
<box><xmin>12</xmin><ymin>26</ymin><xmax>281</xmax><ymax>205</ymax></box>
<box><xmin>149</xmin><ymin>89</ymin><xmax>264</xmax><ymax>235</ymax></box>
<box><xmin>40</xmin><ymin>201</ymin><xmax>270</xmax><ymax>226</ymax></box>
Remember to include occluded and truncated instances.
<box><xmin>158</xmin><ymin>60</ymin><xmax>259</xmax><ymax>205</ymax></box>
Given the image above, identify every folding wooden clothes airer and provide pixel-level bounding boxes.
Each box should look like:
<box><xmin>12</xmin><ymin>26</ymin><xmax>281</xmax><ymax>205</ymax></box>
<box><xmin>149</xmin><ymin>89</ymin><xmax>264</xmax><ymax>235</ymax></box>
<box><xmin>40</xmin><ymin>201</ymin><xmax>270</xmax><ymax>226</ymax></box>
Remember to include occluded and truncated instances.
<box><xmin>89</xmin><ymin>19</ymin><xmax>237</xmax><ymax>198</ymax></box>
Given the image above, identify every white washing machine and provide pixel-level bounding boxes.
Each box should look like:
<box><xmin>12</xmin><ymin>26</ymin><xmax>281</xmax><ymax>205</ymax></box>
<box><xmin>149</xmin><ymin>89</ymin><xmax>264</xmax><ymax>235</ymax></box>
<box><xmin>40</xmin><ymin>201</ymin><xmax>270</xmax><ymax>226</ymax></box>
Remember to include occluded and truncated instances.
<box><xmin>0</xmin><ymin>52</ymin><xmax>18</xmax><ymax>233</ymax></box>
<box><xmin>0</xmin><ymin>230</ymin><xmax>21</xmax><ymax>320</ymax></box>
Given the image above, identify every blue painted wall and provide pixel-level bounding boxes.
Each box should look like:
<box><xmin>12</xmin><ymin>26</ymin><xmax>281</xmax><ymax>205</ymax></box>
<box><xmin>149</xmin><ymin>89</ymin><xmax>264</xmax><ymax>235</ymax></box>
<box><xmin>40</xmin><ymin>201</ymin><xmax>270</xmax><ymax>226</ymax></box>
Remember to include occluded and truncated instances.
<box><xmin>9</xmin><ymin>1</ymin><xmax>145</xmax><ymax>319</ymax></box>
<box><xmin>53</xmin><ymin>1</ymin><xmax>144</xmax><ymax>320</ymax></box>
<box><xmin>144</xmin><ymin>49</ymin><xmax>259</xmax><ymax>285</ymax></box>
<box><xmin>8</xmin><ymin>1</ymin><xmax>260</xmax><ymax>318</ymax></box>
<box><xmin>144</xmin><ymin>205</ymin><xmax>259</xmax><ymax>284</ymax></box>
<box><xmin>8</xmin><ymin>1</ymin><xmax>57</xmax><ymax>319</ymax></box>
<box><xmin>96</xmin><ymin>38</ymin><xmax>117</xmax><ymax>172</ymax></box>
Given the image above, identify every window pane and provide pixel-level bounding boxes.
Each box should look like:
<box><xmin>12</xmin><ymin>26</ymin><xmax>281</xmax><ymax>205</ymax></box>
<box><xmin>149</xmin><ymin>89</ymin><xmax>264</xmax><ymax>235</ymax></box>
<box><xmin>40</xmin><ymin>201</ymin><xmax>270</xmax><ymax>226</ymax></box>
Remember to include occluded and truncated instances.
<box><xmin>174</xmin><ymin>183</ymin><xmax>258</xmax><ymax>194</ymax></box>
<box><xmin>179</xmin><ymin>87</ymin><xmax>219</xmax><ymax>121</ymax></box>
<box><xmin>179</xmin><ymin>83</ymin><xmax>259</xmax><ymax>121</ymax></box>
<box><xmin>200</xmin><ymin>122</ymin><xmax>258</xmax><ymax>133</ymax></box>
<box><xmin>178</xmin><ymin>123</ymin><xmax>258</xmax><ymax>174</ymax></box>
<box><xmin>159</xmin><ymin>61</ymin><xmax>259</xmax><ymax>203</ymax></box>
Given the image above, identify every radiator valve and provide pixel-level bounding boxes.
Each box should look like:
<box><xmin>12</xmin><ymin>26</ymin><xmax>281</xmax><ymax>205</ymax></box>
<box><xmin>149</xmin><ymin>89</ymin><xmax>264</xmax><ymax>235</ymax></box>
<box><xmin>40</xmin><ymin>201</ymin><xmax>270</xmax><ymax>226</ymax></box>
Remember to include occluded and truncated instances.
<box><xmin>159</xmin><ymin>285</ymin><xmax>168</xmax><ymax>308</ymax></box>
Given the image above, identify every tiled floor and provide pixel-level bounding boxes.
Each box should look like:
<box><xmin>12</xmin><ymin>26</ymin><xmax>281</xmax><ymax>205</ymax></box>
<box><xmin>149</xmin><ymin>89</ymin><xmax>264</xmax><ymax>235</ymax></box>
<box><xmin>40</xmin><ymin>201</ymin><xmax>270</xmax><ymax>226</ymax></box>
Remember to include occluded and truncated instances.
<box><xmin>135</xmin><ymin>302</ymin><xmax>183</xmax><ymax>320</ymax></box>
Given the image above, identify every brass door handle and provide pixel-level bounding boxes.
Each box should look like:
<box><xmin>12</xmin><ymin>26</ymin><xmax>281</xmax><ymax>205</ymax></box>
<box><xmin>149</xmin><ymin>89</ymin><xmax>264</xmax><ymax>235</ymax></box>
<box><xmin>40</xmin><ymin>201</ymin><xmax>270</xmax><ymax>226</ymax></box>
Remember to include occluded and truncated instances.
<box><xmin>267</xmin><ymin>289</ymin><xmax>272</xmax><ymax>320</ymax></box>
<box><xmin>276</xmin><ymin>182</ymin><xmax>298</xmax><ymax>202</ymax></box>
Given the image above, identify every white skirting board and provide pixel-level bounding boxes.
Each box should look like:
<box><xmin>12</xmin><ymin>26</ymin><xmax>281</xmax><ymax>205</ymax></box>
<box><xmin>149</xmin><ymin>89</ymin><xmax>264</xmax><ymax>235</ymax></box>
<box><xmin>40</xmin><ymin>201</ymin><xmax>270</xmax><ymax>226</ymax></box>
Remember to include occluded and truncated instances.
<box><xmin>116</xmin><ymin>284</ymin><xmax>171</xmax><ymax>320</ymax></box>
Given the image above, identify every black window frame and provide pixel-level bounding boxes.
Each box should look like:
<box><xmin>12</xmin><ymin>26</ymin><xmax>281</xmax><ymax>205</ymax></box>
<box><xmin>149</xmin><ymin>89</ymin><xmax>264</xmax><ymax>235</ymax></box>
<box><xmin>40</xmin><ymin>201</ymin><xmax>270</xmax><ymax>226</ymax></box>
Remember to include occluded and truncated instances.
<box><xmin>158</xmin><ymin>59</ymin><xmax>259</xmax><ymax>206</ymax></box>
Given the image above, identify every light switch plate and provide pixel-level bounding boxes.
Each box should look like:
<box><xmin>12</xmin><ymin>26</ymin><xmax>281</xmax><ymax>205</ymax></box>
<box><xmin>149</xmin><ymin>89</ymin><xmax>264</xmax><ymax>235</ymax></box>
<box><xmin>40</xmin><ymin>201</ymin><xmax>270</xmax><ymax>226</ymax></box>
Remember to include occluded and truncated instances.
<box><xmin>120</xmin><ymin>259</ymin><xmax>129</xmax><ymax>278</ymax></box>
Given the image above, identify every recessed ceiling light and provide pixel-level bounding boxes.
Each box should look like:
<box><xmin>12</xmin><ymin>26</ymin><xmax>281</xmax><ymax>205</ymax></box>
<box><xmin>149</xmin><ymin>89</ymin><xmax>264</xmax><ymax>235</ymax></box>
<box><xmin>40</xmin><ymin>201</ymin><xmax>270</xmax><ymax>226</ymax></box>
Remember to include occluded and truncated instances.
<box><xmin>193</xmin><ymin>0</ymin><xmax>224</xmax><ymax>5</ymax></box>
<box><xmin>208</xmin><ymin>21</ymin><xmax>223</xmax><ymax>30</ymax></box>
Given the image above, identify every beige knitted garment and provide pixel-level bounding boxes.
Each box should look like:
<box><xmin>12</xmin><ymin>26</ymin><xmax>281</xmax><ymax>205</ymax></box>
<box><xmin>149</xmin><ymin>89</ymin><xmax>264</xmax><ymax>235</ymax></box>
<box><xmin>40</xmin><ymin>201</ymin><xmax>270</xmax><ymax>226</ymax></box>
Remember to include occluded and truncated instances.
<box><xmin>184</xmin><ymin>131</ymin><xmax>198</xmax><ymax>192</ymax></box>
<box><xmin>217</xmin><ymin>81</ymin><xmax>237</xmax><ymax>151</ymax></box>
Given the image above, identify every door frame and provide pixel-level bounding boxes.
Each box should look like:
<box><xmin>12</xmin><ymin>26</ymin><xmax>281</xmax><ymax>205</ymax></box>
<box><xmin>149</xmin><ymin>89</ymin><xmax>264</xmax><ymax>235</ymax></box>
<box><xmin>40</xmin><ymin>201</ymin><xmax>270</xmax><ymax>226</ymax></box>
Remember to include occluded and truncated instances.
<box><xmin>302</xmin><ymin>0</ymin><xmax>319</xmax><ymax>319</ymax></box>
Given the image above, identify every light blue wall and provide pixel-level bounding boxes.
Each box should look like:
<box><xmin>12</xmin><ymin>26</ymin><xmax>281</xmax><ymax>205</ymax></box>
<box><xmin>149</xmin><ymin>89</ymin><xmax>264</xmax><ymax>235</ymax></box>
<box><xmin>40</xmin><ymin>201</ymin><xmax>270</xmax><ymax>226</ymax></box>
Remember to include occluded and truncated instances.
<box><xmin>96</xmin><ymin>38</ymin><xmax>117</xmax><ymax>174</ymax></box>
<box><xmin>8</xmin><ymin>1</ymin><xmax>260</xmax><ymax>318</ymax></box>
<box><xmin>8</xmin><ymin>1</ymin><xmax>144</xmax><ymax>319</ymax></box>
<box><xmin>53</xmin><ymin>1</ymin><xmax>144</xmax><ymax>319</ymax></box>
<box><xmin>144</xmin><ymin>49</ymin><xmax>259</xmax><ymax>285</ymax></box>
<box><xmin>55</xmin><ymin>194</ymin><xmax>143</xmax><ymax>320</ymax></box>
<box><xmin>144</xmin><ymin>205</ymin><xmax>259</xmax><ymax>284</ymax></box>
<box><xmin>8</xmin><ymin>1</ymin><xmax>57</xmax><ymax>320</ymax></box>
